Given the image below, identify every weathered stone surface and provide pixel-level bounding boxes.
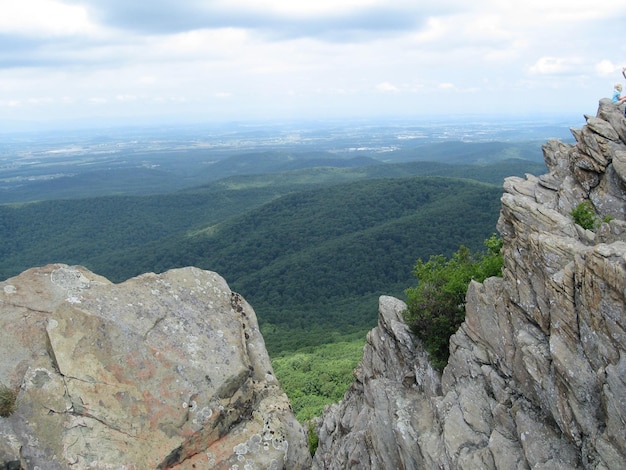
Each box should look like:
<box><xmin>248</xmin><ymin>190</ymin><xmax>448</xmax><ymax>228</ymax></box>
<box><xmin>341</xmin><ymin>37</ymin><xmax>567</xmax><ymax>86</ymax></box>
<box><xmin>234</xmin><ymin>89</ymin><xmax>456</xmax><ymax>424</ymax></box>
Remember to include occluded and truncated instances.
<box><xmin>0</xmin><ymin>265</ymin><xmax>310</xmax><ymax>469</ymax></box>
<box><xmin>614</xmin><ymin>150</ymin><xmax>626</xmax><ymax>185</ymax></box>
<box><xmin>312</xmin><ymin>296</ymin><xmax>445</xmax><ymax>470</ymax></box>
<box><xmin>313</xmin><ymin>100</ymin><xmax>626</xmax><ymax>469</ymax></box>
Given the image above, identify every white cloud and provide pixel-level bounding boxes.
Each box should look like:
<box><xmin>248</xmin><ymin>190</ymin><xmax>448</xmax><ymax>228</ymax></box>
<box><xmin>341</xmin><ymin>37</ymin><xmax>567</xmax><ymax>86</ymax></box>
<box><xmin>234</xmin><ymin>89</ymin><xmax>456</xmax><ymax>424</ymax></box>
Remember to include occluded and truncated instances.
<box><xmin>138</xmin><ymin>76</ymin><xmax>158</xmax><ymax>85</ymax></box>
<box><xmin>225</xmin><ymin>0</ymin><xmax>380</xmax><ymax>16</ymax></box>
<box><xmin>160</xmin><ymin>28</ymin><xmax>249</xmax><ymax>57</ymax></box>
<box><xmin>412</xmin><ymin>17</ymin><xmax>447</xmax><ymax>43</ymax></box>
<box><xmin>464</xmin><ymin>14</ymin><xmax>509</xmax><ymax>41</ymax></box>
<box><xmin>115</xmin><ymin>94</ymin><xmax>137</xmax><ymax>102</ymax></box>
<box><xmin>0</xmin><ymin>0</ymin><xmax>101</xmax><ymax>36</ymax></box>
<box><xmin>528</xmin><ymin>57</ymin><xmax>583</xmax><ymax>76</ymax></box>
<box><xmin>0</xmin><ymin>100</ymin><xmax>22</xmax><ymax>108</ymax></box>
<box><xmin>1</xmin><ymin>0</ymin><xmax>626</xmax><ymax>125</ymax></box>
<box><xmin>595</xmin><ymin>60</ymin><xmax>621</xmax><ymax>77</ymax></box>
<box><xmin>488</xmin><ymin>0</ymin><xmax>625</xmax><ymax>25</ymax></box>
<box><xmin>376</xmin><ymin>82</ymin><xmax>400</xmax><ymax>93</ymax></box>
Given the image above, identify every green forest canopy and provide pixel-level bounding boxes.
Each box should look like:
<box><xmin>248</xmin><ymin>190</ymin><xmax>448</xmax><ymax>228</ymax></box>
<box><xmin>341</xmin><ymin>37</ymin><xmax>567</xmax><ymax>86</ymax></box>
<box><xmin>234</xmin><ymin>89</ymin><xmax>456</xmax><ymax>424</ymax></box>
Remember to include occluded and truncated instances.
<box><xmin>0</xmin><ymin>159</ymin><xmax>543</xmax><ymax>421</ymax></box>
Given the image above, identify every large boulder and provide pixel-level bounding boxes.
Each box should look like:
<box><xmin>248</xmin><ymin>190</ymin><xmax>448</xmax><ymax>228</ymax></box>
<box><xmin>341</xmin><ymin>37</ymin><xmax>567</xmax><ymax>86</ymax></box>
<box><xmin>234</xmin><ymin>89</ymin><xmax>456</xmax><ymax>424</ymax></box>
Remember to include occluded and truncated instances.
<box><xmin>0</xmin><ymin>264</ymin><xmax>310</xmax><ymax>469</ymax></box>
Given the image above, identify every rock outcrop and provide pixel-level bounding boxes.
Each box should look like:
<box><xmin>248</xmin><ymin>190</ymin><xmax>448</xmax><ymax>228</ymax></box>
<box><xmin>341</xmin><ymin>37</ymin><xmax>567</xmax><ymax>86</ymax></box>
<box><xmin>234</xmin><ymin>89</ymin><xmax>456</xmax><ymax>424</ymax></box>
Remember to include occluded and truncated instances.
<box><xmin>0</xmin><ymin>265</ymin><xmax>310</xmax><ymax>469</ymax></box>
<box><xmin>313</xmin><ymin>99</ymin><xmax>626</xmax><ymax>469</ymax></box>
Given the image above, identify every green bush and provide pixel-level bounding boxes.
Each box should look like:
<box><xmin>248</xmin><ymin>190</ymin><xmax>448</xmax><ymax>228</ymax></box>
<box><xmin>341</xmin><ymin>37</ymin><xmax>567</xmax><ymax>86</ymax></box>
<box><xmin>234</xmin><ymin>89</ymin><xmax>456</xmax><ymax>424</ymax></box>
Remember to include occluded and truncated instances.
<box><xmin>571</xmin><ymin>201</ymin><xmax>598</xmax><ymax>231</ymax></box>
<box><xmin>308</xmin><ymin>421</ymin><xmax>319</xmax><ymax>456</ymax></box>
<box><xmin>0</xmin><ymin>384</ymin><xmax>18</xmax><ymax>417</ymax></box>
<box><xmin>403</xmin><ymin>235</ymin><xmax>503</xmax><ymax>370</ymax></box>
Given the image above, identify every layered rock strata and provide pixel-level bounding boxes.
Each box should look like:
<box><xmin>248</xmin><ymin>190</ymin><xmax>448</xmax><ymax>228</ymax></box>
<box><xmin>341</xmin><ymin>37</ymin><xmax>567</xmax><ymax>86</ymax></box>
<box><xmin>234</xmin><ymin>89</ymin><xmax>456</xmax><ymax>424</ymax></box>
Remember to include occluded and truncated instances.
<box><xmin>0</xmin><ymin>265</ymin><xmax>310</xmax><ymax>469</ymax></box>
<box><xmin>313</xmin><ymin>100</ymin><xmax>626</xmax><ymax>469</ymax></box>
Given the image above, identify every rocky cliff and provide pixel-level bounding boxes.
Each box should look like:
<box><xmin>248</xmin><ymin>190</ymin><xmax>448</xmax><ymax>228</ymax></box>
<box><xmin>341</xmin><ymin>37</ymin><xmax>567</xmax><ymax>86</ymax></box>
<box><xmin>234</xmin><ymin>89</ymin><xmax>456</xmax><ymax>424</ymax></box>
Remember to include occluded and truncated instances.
<box><xmin>0</xmin><ymin>265</ymin><xmax>311</xmax><ymax>469</ymax></box>
<box><xmin>313</xmin><ymin>99</ymin><xmax>626</xmax><ymax>469</ymax></box>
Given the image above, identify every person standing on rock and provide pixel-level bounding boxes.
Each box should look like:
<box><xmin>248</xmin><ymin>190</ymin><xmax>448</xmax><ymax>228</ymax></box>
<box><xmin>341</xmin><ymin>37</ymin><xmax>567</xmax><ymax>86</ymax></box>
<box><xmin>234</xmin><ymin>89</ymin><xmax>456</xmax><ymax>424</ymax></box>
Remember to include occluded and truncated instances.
<box><xmin>618</xmin><ymin>67</ymin><xmax>626</xmax><ymax>116</ymax></box>
<box><xmin>612</xmin><ymin>83</ymin><xmax>626</xmax><ymax>104</ymax></box>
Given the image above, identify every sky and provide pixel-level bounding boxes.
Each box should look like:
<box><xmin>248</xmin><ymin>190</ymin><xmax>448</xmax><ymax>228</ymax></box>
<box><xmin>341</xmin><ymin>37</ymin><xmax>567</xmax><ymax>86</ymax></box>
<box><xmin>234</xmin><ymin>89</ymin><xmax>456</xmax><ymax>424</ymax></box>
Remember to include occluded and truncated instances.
<box><xmin>1</xmin><ymin>0</ymin><xmax>626</xmax><ymax>130</ymax></box>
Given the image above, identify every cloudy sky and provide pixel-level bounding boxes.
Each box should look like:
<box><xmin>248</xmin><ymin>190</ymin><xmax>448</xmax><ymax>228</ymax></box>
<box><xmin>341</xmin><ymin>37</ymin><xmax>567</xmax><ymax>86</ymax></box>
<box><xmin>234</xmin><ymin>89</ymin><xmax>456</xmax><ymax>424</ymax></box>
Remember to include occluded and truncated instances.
<box><xmin>1</xmin><ymin>0</ymin><xmax>625</xmax><ymax>129</ymax></box>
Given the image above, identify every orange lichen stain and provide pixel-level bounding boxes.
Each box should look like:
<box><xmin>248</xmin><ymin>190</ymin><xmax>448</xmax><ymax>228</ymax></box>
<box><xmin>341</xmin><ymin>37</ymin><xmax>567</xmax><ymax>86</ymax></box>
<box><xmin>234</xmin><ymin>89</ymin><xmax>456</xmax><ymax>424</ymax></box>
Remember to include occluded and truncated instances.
<box><xmin>114</xmin><ymin>390</ymin><xmax>145</xmax><ymax>416</ymax></box>
<box><xmin>107</xmin><ymin>363</ymin><xmax>127</xmax><ymax>383</ymax></box>
<box><xmin>108</xmin><ymin>360</ymin><xmax>145</xmax><ymax>386</ymax></box>
<box><xmin>160</xmin><ymin>343</ymin><xmax>188</xmax><ymax>362</ymax></box>
<box><xmin>157</xmin><ymin>375</ymin><xmax>178</xmax><ymax>401</ymax></box>
<box><xmin>142</xmin><ymin>390</ymin><xmax>181</xmax><ymax>431</ymax></box>
<box><xmin>179</xmin><ymin>428</ymin><xmax>196</xmax><ymax>439</ymax></box>
<box><xmin>124</xmin><ymin>353</ymin><xmax>157</xmax><ymax>380</ymax></box>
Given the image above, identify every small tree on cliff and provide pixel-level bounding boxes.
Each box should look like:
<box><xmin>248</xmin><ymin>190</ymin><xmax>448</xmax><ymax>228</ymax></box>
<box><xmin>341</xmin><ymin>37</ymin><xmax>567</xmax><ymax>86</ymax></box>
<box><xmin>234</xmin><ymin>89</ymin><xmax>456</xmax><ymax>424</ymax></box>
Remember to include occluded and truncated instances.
<box><xmin>403</xmin><ymin>234</ymin><xmax>503</xmax><ymax>370</ymax></box>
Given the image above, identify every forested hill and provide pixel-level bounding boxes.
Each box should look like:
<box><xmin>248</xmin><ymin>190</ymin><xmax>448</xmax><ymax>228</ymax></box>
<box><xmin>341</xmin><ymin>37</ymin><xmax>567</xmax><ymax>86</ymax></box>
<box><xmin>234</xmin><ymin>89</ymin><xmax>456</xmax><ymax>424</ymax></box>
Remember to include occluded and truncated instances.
<box><xmin>2</xmin><ymin>175</ymin><xmax>502</xmax><ymax>354</ymax></box>
<box><xmin>182</xmin><ymin>157</ymin><xmax>547</xmax><ymax>193</ymax></box>
<box><xmin>0</xmin><ymin>158</ymin><xmax>544</xmax><ymax>280</ymax></box>
<box><xmin>141</xmin><ymin>177</ymin><xmax>503</xmax><ymax>352</ymax></box>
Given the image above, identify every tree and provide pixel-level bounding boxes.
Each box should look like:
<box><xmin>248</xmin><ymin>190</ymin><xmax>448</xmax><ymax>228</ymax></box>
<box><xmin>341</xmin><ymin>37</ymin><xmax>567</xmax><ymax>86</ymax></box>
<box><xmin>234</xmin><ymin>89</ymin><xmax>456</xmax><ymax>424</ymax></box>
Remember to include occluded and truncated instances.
<box><xmin>403</xmin><ymin>234</ymin><xmax>503</xmax><ymax>370</ymax></box>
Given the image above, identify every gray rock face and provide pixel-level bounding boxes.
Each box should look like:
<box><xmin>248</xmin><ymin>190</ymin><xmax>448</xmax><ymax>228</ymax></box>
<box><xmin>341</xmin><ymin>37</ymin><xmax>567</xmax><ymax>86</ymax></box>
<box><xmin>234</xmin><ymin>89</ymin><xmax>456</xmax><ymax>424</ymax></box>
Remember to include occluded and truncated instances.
<box><xmin>0</xmin><ymin>265</ymin><xmax>310</xmax><ymax>469</ymax></box>
<box><xmin>313</xmin><ymin>100</ymin><xmax>626</xmax><ymax>469</ymax></box>
<box><xmin>312</xmin><ymin>296</ymin><xmax>445</xmax><ymax>470</ymax></box>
